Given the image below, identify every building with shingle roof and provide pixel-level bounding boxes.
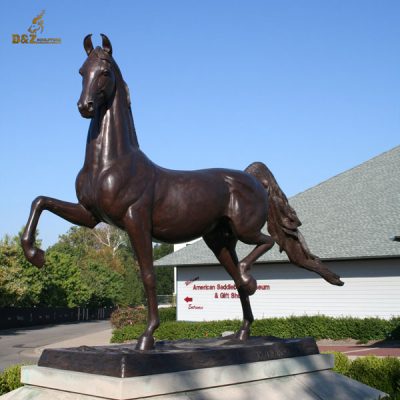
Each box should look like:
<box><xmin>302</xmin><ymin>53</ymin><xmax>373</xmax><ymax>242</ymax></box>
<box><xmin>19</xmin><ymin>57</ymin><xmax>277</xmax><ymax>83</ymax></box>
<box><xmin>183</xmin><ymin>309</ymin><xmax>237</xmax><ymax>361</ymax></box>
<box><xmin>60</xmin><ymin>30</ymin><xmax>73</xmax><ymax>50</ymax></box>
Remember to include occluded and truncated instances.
<box><xmin>156</xmin><ymin>147</ymin><xmax>400</xmax><ymax>321</ymax></box>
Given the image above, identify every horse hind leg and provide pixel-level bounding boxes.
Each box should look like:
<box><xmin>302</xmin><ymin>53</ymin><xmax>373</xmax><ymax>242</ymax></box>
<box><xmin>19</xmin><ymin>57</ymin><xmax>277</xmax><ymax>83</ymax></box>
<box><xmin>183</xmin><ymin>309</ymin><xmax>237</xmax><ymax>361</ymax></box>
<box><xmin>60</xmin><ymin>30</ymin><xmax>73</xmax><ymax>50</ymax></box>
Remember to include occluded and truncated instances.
<box><xmin>236</xmin><ymin>232</ymin><xmax>275</xmax><ymax>296</ymax></box>
<box><xmin>203</xmin><ymin>227</ymin><xmax>254</xmax><ymax>341</ymax></box>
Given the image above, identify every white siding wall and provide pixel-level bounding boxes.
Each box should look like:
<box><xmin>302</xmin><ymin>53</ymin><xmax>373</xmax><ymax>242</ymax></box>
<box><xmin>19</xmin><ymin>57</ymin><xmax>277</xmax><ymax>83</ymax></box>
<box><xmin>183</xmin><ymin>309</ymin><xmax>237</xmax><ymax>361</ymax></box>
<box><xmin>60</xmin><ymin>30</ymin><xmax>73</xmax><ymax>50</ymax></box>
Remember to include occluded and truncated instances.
<box><xmin>176</xmin><ymin>258</ymin><xmax>400</xmax><ymax>321</ymax></box>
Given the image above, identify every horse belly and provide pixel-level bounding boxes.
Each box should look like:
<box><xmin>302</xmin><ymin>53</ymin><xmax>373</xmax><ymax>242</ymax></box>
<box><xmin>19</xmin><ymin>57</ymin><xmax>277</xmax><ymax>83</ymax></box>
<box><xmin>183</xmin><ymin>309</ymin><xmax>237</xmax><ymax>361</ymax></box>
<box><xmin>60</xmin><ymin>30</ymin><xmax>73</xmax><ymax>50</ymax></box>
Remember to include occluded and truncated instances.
<box><xmin>152</xmin><ymin>175</ymin><xmax>229</xmax><ymax>243</ymax></box>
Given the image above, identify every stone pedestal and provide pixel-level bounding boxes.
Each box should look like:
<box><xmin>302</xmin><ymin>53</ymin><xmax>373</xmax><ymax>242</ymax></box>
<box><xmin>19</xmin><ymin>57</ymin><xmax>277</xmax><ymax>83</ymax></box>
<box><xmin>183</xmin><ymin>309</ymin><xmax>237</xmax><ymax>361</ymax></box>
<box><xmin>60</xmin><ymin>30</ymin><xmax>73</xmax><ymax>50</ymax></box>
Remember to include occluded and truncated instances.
<box><xmin>0</xmin><ymin>337</ymin><xmax>387</xmax><ymax>399</ymax></box>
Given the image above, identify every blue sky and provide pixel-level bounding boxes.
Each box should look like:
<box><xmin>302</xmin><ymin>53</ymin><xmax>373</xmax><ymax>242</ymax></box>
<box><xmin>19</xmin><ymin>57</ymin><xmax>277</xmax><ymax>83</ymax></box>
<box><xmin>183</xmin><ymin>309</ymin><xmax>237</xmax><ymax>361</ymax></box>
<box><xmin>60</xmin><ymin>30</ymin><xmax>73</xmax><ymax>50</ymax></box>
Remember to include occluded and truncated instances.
<box><xmin>1</xmin><ymin>1</ymin><xmax>399</xmax><ymax>248</ymax></box>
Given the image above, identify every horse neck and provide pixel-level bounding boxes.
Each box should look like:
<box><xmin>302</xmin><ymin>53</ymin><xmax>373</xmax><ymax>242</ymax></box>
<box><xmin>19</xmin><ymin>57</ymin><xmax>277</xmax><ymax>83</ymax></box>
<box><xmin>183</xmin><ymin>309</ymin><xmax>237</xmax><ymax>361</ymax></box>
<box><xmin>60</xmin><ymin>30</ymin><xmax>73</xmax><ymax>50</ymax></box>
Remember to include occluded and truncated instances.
<box><xmin>85</xmin><ymin>80</ymin><xmax>139</xmax><ymax>166</ymax></box>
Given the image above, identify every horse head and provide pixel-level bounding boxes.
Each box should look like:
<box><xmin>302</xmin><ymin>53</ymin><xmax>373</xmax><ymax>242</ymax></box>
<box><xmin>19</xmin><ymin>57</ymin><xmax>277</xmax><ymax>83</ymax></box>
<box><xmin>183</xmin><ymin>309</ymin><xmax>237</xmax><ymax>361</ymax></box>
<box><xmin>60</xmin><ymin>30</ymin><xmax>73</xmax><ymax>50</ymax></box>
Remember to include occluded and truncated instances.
<box><xmin>77</xmin><ymin>34</ymin><xmax>117</xmax><ymax>119</ymax></box>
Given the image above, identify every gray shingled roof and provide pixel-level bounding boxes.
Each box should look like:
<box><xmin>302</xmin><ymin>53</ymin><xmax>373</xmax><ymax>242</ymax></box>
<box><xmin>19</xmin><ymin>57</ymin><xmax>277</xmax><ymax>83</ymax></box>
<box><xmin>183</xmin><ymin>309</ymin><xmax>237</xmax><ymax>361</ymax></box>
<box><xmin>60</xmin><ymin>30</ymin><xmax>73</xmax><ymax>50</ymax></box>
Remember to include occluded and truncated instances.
<box><xmin>156</xmin><ymin>146</ymin><xmax>400</xmax><ymax>266</ymax></box>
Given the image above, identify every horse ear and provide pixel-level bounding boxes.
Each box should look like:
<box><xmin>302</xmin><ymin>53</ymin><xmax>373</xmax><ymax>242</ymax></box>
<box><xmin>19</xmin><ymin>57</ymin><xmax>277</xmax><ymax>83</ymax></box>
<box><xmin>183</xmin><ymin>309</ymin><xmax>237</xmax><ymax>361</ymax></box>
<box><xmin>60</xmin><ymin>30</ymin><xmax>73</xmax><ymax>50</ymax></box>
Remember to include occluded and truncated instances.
<box><xmin>83</xmin><ymin>34</ymin><xmax>93</xmax><ymax>55</ymax></box>
<box><xmin>100</xmin><ymin>34</ymin><xmax>112</xmax><ymax>55</ymax></box>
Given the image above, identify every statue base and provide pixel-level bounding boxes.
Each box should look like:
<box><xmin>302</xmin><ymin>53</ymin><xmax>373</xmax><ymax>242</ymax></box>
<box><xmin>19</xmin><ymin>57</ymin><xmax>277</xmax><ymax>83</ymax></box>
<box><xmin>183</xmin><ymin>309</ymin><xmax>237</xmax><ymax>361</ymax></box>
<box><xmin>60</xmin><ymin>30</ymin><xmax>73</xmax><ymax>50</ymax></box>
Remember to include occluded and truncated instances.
<box><xmin>38</xmin><ymin>335</ymin><xmax>319</xmax><ymax>377</ymax></box>
<box><xmin>0</xmin><ymin>337</ymin><xmax>387</xmax><ymax>399</ymax></box>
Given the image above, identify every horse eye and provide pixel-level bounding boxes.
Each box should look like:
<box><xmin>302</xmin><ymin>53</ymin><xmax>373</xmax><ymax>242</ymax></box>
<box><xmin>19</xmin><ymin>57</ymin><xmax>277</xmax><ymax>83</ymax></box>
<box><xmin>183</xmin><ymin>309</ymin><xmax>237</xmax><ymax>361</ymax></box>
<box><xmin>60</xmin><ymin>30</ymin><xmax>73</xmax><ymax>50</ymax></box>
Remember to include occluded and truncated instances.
<box><xmin>79</xmin><ymin>69</ymin><xmax>83</xmax><ymax>76</ymax></box>
<box><xmin>103</xmin><ymin>70</ymin><xmax>110</xmax><ymax>77</ymax></box>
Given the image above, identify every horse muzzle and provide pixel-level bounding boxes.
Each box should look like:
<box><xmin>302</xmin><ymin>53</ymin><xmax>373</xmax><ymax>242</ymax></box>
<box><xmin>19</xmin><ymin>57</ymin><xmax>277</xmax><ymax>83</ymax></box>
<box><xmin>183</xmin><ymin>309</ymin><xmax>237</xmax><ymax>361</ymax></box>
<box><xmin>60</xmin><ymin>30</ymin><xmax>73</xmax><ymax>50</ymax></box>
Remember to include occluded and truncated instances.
<box><xmin>77</xmin><ymin>100</ymin><xmax>95</xmax><ymax>118</ymax></box>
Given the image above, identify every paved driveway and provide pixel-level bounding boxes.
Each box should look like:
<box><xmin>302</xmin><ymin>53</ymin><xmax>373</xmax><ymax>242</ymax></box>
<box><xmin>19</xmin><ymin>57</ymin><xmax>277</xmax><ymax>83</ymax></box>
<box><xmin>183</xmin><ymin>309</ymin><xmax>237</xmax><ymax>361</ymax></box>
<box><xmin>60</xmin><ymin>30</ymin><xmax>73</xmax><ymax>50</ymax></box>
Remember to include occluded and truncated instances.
<box><xmin>0</xmin><ymin>320</ymin><xmax>111</xmax><ymax>371</ymax></box>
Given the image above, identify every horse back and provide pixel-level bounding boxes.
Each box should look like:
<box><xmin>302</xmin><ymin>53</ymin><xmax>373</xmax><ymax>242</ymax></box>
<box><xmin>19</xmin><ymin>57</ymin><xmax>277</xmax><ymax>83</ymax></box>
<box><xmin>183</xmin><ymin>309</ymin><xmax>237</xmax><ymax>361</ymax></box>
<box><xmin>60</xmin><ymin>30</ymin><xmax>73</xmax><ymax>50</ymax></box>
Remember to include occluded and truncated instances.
<box><xmin>151</xmin><ymin>167</ymin><xmax>267</xmax><ymax>243</ymax></box>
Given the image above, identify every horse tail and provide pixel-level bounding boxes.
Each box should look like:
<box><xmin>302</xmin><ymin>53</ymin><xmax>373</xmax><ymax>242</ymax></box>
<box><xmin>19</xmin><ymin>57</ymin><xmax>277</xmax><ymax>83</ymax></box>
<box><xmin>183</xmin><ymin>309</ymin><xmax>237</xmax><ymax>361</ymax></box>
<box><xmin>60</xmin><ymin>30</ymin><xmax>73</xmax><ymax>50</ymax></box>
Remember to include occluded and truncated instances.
<box><xmin>245</xmin><ymin>162</ymin><xmax>344</xmax><ymax>286</ymax></box>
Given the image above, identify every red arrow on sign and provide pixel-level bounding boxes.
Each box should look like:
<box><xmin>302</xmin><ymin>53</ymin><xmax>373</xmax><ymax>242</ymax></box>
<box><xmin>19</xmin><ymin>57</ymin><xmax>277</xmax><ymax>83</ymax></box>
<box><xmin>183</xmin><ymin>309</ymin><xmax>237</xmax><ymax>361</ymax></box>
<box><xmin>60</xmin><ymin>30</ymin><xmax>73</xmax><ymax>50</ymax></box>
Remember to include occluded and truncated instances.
<box><xmin>184</xmin><ymin>296</ymin><xmax>193</xmax><ymax>303</ymax></box>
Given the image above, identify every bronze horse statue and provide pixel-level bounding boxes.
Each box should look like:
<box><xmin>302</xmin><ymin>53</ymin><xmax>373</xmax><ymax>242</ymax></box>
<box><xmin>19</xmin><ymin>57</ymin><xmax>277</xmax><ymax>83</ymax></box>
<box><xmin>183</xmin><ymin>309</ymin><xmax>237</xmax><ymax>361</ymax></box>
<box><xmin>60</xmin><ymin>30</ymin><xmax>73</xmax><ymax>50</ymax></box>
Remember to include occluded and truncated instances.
<box><xmin>22</xmin><ymin>34</ymin><xmax>343</xmax><ymax>351</ymax></box>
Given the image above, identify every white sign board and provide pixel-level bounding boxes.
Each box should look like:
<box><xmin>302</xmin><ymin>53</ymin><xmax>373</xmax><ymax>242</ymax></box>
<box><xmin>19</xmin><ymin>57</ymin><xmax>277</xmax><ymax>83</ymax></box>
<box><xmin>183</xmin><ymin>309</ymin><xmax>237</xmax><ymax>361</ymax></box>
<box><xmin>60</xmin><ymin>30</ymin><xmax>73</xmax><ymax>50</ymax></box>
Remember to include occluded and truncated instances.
<box><xmin>176</xmin><ymin>266</ymin><xmax>271</xmax><ymax>321</ymax></box>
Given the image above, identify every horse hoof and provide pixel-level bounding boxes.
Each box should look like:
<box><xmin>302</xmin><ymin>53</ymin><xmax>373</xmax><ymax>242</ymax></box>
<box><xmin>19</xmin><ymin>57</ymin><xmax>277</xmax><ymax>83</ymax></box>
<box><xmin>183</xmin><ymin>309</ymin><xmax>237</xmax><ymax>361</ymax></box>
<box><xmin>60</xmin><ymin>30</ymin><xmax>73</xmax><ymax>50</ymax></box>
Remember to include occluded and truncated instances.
<box><xmin>135</xmin><ymin>335</ymin><xmax>155</xmax><ymax>351</ymax></box>
<box><xmin>235</xmin><ymin>329</ymin><xmax>250</xmax><ymax>341</ymax></box>
<box><xmin>332</xmin><ymin>277</ymin><xmax>344</xmax><ymax>286</ymax></box>
<box><xmin>29</xmin><ymin>248</ymin><xmax>45</xmax><ymax>268</ymax></box>
<box><xmin>240</xmin><ymin>276</ymin><xmax>257</xmax><ymax>296</ymax></box>
<box><xmin>324</xmin><ymin>272</ymin><xmax>344</xmax><ymax>286</ymax></box>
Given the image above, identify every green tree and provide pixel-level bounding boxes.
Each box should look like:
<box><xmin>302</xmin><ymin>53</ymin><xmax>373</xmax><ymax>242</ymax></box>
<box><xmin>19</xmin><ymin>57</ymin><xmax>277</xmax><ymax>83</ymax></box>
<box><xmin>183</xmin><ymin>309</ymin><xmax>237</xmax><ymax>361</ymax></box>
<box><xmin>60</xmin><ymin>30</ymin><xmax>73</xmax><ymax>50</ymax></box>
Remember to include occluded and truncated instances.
<box><xmin>120</xmin><ymin>262</ymin><xmax>145</xmax><ymax>306</ymax></box>
<box><xmin>153</xmin><ymin>243</ymin><xmax>174</xmax><ymax>260</ymax></box>
<box><xmin>81</xmin><ymin>261</ymin><xmax>125</xmax><ymax>306</ymax></box>
<box><xmin>0</xmin><ymin>226</ymin><xmax>176</xmax><ymax>308</ymax></box>
<box><xmin>153</xmin><ymin>243</ymin><xmax>174</xmax><ymax>295</ymax></box>
<box><xmin>46</xmin><ymin>225</ymin><xmax>144</xmax><ymax>307</ymax></box>
<box><xmin>0</xmin><ymin>232</ymin><xmax>44</xmax><ymax>306</ymax></box>
<box><xmin>117</xmin><ymin>241</ymin><xmax>144</xmax><ymax>306</ymax></box>
<box><xmin>40</xmin><ymin>249</ymin><xmax>92</xmax><ymax>307</ymax></box>
<box><xmin>48</xmin><ymin>226</ymin><xmax>98</xmax><ymax>262</ymax></box>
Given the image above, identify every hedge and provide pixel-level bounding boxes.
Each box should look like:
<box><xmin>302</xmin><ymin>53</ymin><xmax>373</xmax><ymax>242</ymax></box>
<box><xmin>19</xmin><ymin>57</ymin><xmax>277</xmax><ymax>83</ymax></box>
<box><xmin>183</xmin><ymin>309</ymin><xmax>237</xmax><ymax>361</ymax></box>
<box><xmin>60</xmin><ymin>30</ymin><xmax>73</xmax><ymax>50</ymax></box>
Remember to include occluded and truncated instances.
<box><xmin>111</xmin><ymin>312</ymin><xmax>400</xmax><ymax>343</ymax></box>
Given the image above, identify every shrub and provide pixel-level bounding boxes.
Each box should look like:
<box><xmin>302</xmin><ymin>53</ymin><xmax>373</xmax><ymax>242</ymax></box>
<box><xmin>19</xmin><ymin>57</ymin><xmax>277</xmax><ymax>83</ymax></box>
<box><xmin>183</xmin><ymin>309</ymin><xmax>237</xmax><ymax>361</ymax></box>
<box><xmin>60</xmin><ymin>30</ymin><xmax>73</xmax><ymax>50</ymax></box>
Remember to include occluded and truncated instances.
<box><xmin>325</xmin><ymin>351</ymin><xmax>351</xmax><ymax>375</ymax></box>
<box><xmin>110</xmin><ymin>306</ymin><xmax>176</xmax><ymax>329</ymax></box>
<box><xmin>110</xmin><ymin>306</ymin><xmax>146</xmax><ymax>329</ymax></box>
<box><xmin>0</xmin><ymin>364</ymin><xmax>22</xmax><ymax>395</ymax></box>
<box><xmin>347</xmin><ymin>356</ymin><xmax>400</xmax><ymax>397</ymax></box>
<box><xmin>321</xmin><ymin>352</ymin><xmax>400</xmax><ymax>398</ymax></box>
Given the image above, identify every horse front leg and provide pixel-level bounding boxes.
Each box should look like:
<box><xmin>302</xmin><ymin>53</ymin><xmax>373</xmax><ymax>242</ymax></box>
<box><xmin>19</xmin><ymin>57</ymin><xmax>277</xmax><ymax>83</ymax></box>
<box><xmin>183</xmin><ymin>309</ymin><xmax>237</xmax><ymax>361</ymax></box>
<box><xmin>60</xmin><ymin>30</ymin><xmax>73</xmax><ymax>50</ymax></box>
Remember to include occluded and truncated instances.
<box><xmin>21</xmin><ymin>196</ymin><xmax>98</xmax><ymax>267</ymax></box>
<box><xmin>124</xmin><ymin>206</ymin><xmax>159</xmax><ymax>351</ymax></box>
